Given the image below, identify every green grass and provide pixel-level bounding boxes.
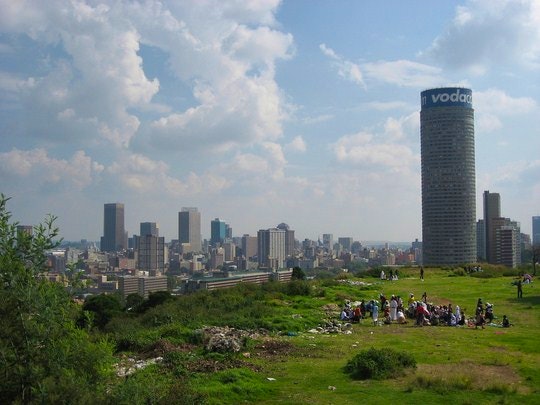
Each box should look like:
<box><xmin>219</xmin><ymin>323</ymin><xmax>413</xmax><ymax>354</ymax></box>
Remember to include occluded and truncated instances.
<box><xmin>106</xmin><ymin>269</ymin><xmax>540</xmax><ymax>404</ymax></box>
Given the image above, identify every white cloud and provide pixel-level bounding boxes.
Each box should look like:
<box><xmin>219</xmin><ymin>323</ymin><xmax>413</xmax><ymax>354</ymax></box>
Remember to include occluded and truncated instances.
<box><xmin>331</xmin><ymin>131</ymin><xmax>419</xmax><ymax>171</ymax></box>
<box><xmin>362</xmin><ymin>60</ymin><xmax>444</xmax><ymax>88</ymax></box>
<box><xmin>320</xmin><ymin>44</ymin><xmax>443</xmax><ymax>88</ymax></box>
<box><xmin>0</xmin><ymin>148</ymin><xmax>103</xmax><ymax>189</ymax></box>
<box><xmin>286</xmin><ymin>136</ymin><xmax>307</xmax><ymax>153</ymax></box>
<box><xmin>474</xmin><ymin>88</ymin><xmax>538</xmax><ymax>133</ymax></box>
<box><xmin>319</xmin><ymin>43</ymin><xmax>365</xmax><ymax>88</ymax></box>
<box><xmin>426</xmin><ymin>0</ymin><xmax>540</xmax><ymax>71</ymax></box>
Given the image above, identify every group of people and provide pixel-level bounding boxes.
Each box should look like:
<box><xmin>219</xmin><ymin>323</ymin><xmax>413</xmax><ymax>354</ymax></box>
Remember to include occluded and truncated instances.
<box><xmin>379</xmin><ymin>269</ymin><xmax>399</xmax><ymax>281</ymax></box>
<box><xmin>339</xmin><ymin>293</ymin><xmax>512</xmax><ymax>328</ymax></box>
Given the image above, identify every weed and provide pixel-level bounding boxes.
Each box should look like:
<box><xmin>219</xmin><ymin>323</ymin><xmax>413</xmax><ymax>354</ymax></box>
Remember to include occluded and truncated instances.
<box><xmin>344</xmin><ymin>347</ymin><xmax>416</xmax><ymax>380</ymax></box>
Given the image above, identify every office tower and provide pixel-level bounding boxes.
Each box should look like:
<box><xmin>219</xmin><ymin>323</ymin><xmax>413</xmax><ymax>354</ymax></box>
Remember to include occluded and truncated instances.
<box><xmin>533</xmin><ymin>216</ymin><xmax>540</xmax><ymax>247</ymax></box>
<box><xmin>210</xmin><ymin>218</ymin><xmax>226</xmax><ymax>246</ymax></box>
<box><xmin>338</xmin><ymin>237</ymin><xmax>353</xmax><ymax>252</ymax></box>
<box><xmin>483</xmin><ymin>190</ymin><xmax>501</xmax><ymax>263</ymax></box>
<box><xmin>241</xmin><ymin>234</ymin><xmax>258</xmax><ymax>259</ymax></box>
<box><xmin>100</xmin><ymin>203</ymin><xmax>126</xmax><ymax>252</ymax></box>
<box><xmin>140</xmin><ymin>222</ymin><xmax>159</xmax><ymax>237</ymax></box>
<box><xmin>420</xmin><ymin>87</ymin><xmax>476</xmax><ymax>265</ymax></box>
<box><xmin>138</xmin><ymin>232</ymin><xmax>165</xmax><ymax>276</ymax></box>
<box><xmin>16</xmin><ymin>225</ymin><xmax>33</xmax><ymax>237</ymax></box>
<box><xmin>276</xmin><ymin>223</ymin><xmax>295</xmax><ymax>257</ymax></box>
<box><xmin>222</xmin><ymin>241</ymin><xmax>236</xmax><ymax>262</ymax></box>
<box><xmin>490</xmin><ymin>217</ymin><xmax>521</xmax><ymax>268</ymax></box>
<box><xmin>476</xmin><ymin>220</ymin><xmax>485</xmax><ymax>261</ymax></box>
<box><xmin>322</xmin><ymin>234</ymin><xmax>333</xmax><ymax>252</ymax></box>
<box><xmin>496</xmin><ymin>223</ymin><xmax>521</xmax><ymax>268</ymax></box>
<box><xmin>257</xmin><ymin>228</ymin><xmax>286</xmax><ymax>269</ymax></box>
<box><xmin>178</xmin><ymin>207</ymin><xmax>202</xmax><ymax>252</ymax></box>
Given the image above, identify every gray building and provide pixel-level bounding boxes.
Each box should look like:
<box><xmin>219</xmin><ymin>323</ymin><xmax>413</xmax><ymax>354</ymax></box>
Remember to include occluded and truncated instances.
<box><xmin>483</xmin><ymin>190</ymin><xmax>501</xmax><ymax>263</ymax></box>
<box><xmin>257</xmin><ymin>228</ymin><xmax>286</xmax><ymax>269</ymax></box>
<box><xmin>420</xmin><ymin>88</ymin><xmax>476</xmax><ymax>265</ymax></box>
<box><xmin>100</xmin><ymin>203</ymin><xmax>126</xmax><ymax>252</ymax></box>
<box><xmin>533</xmin><ymin>216</ymin><xmax>540</xmax><ymax>247</ymax></box>
<box><xmin>178</xmin><ymin>207</ymin><xmax>201</xmax><ymax>252</ymax></box>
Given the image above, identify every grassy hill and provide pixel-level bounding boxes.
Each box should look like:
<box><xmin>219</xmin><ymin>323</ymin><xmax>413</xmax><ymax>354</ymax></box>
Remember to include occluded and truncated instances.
<box><xmin>102</xmin><ymin>268</ymin><xmax>539</xmax><ymax>404</ymax></box>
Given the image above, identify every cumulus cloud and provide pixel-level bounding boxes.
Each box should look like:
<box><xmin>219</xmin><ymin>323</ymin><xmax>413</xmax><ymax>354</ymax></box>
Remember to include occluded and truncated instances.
<box><xmin>285</xmin><ymin>136</ymin><xmax>307</xmax><ymax>153</ymax></box>
<box><xmin>0</xmin><ymin>148</ymin><xmax>103</xmax><ymax>189</ymax></box>
<box><xmin>106</xmin><ymin>152</ymin><xmax>230</xmax><ymax>196</ymax></box>
<box><xmin>331</xmin><ymin>131</ymin><xmax>419</xmax><ymax>171</ymax></box>
<box><xmin>425</xmin><ymin>0</ymin><xmax>540</xmax><ymax>71</ymax></box>
<box><xmin>474</xmin><ymin>88</ymin><xmax>538</xmax><ymax>133</ymax></box>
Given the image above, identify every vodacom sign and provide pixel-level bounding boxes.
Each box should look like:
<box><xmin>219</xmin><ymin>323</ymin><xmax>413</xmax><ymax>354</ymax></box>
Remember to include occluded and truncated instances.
<box><xmin>421</xmin><ymin>87</ymin><xmax>473</xmax><ymax>109</ymax></box>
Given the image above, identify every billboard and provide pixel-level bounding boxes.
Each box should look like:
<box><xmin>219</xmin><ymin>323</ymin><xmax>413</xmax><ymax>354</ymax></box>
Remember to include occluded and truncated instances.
<box><xmin>421</xmin><ymin>87</ymin><xmax>472</xmax><ymax>109</ymax></box>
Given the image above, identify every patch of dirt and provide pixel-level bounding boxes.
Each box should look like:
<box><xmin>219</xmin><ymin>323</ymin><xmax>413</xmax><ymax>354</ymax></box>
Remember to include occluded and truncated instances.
<box><xmin>412</xmin><ymin>361</ymin><xmax>530</xmax><ymax>395</ymax></box>
<box><xmin>185</xmin><ymin>358</ymin><xmax>261</xmax><ymax>373</ymax></box>
<box><xmin>142</xmin><ymin>339</ymin><xmax>197</xmax><ymax>358</ymax></box>
<box><xmin>254</xmin><ymin>338</ymin><xmax>297</xmax><ymax>359</ymax></box>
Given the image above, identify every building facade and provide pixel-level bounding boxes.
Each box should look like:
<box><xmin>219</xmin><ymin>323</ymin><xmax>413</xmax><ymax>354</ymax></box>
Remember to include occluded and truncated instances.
<box><xmin>178</xmin><ymin>207</ymin><xmax>202</xmax><ymax>252</ymax></box>
<box><xmin>257</xmin><ymin>228</ymin><xmax>286</xmax><ymax>269</ymax></box>
<box><xmin>483</xmin><ymin>190</ymin><xmax>501</xmax><ymax>263</ymax></box>
<box><xmin>100</xmin><ymin>203</ymin><xmax>126</xmax><ymax>252</ymax></box>
<box><xmin>533</xmin><ymin>216</ymin><xmax>540</xmax><ymax>247</ymax></box>
<box><xmin>420</xmin><ymin>87</ymin><xmax>476</xmax><ymax>265</ymax></box>
<box><xmin>210</xmin><ymin>218</ymin><xmax>226</xmax><ymax>246</ymax></box>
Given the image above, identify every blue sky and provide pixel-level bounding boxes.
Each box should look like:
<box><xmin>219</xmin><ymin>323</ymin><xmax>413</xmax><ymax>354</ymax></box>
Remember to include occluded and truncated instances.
<box><xmin>1</xmin><ymin>0</ymin><xmax>539</xmax><ymax>243</ymax></box>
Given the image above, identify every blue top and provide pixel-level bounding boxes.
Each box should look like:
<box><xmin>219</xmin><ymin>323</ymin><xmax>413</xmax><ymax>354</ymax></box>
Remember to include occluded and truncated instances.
<box><xmin>421</xmin><ymin>87</ymin><xmax>472</xmax><ymax>109</ymax></box>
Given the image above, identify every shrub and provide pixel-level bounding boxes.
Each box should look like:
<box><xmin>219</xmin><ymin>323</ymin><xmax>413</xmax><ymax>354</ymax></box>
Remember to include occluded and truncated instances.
<box><xmin>344</xmin><ymin>347</ymin><xmax>416</xmax><ymax>380</ymax></box>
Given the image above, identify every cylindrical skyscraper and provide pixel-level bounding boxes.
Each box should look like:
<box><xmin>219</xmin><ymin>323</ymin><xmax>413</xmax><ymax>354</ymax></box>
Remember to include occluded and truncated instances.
<box><xmin>420</xmin><ymin>87</ymin><xmax>476</xmax><ymax>265</ymax></box>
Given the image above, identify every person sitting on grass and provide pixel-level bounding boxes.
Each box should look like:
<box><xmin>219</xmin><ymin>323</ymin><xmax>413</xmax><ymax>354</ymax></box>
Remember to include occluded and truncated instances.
<box><xmin>396</xmin><ymin>309</ymin><xmax>407</xmax><ymax>324</ymax></box>
<box><xmin>502</xmin><ymin>315</ymin><xmax>511</xmax><ymax>328</ymax></box>
<box><xmin>475</xmin><ymin>310</ymin><xmax>486</xmax><ymax>329</ymax></box>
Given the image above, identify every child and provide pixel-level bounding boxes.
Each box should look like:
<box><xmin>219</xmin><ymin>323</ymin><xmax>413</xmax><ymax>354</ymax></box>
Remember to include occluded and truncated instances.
<box><xmin>502</xmin><ymin>315</ymin><xmax>511</xmax><ymax>328</ymax></box>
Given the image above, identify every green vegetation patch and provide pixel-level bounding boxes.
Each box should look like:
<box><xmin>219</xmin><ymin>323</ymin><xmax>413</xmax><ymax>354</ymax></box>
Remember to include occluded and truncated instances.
<box><xmin>344</xmin><ymin>347</ymin><xmax>416</xmax><ymax>380</ymax></box>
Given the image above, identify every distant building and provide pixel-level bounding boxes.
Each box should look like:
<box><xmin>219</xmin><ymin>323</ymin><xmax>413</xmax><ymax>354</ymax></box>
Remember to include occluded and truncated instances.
<box><xmin>17</xmin><ymin>225</ymin><xmax>33</xmax><ymax>237</ymax></box>
<box><xmin>496</xmin><ymin>224</ymin><xmax>521</xmax><ymax>268</ymax></box>
<box><xmin>533</xmin><ymin>216</ymin><xmax>540</xmax><ymax>247</ymax></box>
<box><xmin>138</xmin><ymin>230</ymin><xmax>165</xmax><ymax>276</ymax></box>
<box><xmin>276</xmin><ymin>223</ymin><xmax>295</xmax><ymax>257</ymax></box>
<box><xmin>420</xmin><ymin>87</ymin><xmax>476</xmax><ymax>265</ymax></box>
<box><xmin>258</xmin><ymin>228</ymin><xmax>286</xmax><ymax>270</ymax></box>
<box><xmin>178</xmin><ymin>208</ymin><xmax>202</xmax><ymax>252</ymax></box>
<box><xmin>210</xmin><ymin>218</ymin><xmax>226</xmax><ymax>246</ymax></box>
<box><xmin>338</xmin><ymin>237</ymin><xmax>353</xmax><ymax>251</ymax></box>
<box><xmin>140</xmin><ymin>222</ymin><xmax>159</xmax><ymax>237</ymax></box>
<box><xmin>483</xmin><ymin>190</ymin><xmax>501</xmax><ymax>263</ymax></box>
<box><xmin>118</xmin><ymin>275</ymin><xmax>168</xmax><ymax>299</ymax></box>
<box><xmin>476</xmin><ymin>220</ymin><xmax>485</xmax><ymax>261</ymax></box>
<box><xmin>322</xmin><ymin>234</ymin><xmax>333</xmax><ymax>252</ymax></box>
<box><xmin>100</xmin><ymin>203</ymin><xmax>126</xmax><ymax>252</ymax></box>
<box><xmin>241</xmin><ymin>234</ymin><xmax>258</xmax><ymax>259</ymax></box>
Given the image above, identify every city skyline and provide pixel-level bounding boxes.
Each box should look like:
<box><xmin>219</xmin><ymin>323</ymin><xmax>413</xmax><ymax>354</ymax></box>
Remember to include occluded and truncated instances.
<box><xmin>1</xmin><ymin>1</ymin><xmax>539</xmax><ymax>242</ymax></box>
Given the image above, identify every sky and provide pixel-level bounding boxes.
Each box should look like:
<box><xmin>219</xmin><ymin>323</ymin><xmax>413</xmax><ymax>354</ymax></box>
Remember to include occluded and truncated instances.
<box><xmin>0</xmin><ymin>0</ymin><xmax>539</xmax><ymax>243</ymax></box>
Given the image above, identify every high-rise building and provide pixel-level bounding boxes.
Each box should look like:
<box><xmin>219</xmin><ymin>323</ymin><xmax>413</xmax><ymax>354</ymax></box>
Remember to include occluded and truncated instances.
<box><xmin>257</xmin><ymin>228</ymin><xmax>286</xmax><ymax>269</ymax></box>
<box><xmin>483</xmin><ymin>190</ymin><xmax>501</xmax><ymax>263</ymax></box>
<box><xmin>178</xmin><ymin>208</ymin><xmax>201</xmax><ymax>252</ymax></box>
<box><xmin>210</xmin><ymin>218</ymin><xmax>226</xmax><ymax>246</ymax></box>
<box><xmin>100</xmin><ymin>203</ymin><xmax>126</xmax><ymax>252</ymax></box>
<box><xmin>338</xmin><ymin>237</ymin><xmax>353</xmax><ymax>252</ymax></box>
<box><xmin>241</xmin><ymin>234</ymin><xmax>258</xmax><ymax>259</ymax></box>
<box><xmin>476</xmin><ymin>220</ymin><xmax>485</xmax><ymax>261</ymax></box>
<box><xmin>138</xmin><ymin>232</ymin><xmax>165</xmax><ymax>276</ymax></box>
<box><xmin>496</xmin><ymin>225</ymin><xmax>521</xmax><ymax>268</ymax></box>
<box><xmin>276</xmin><ymin>223</ymin><xmax>295</xmax><ymax>257</ymax></box>
<box><xmin>140</xmin><ymin>222</ymin><xmax>159</xmax><ymax>237</ymax></box>
<box><xmin>533</xmin><ymin>216</ymin><xmax>540</xmax><ymax>247</ymax></box>
<box><xmin>420</xmin><ymin>87</ymin><xmax>476</xmax><ymax>265</ymax></box>
<box><xmin>322</xmin><ymin>234</ymin><xmax>333</xmax><ymax>252</ymax></box>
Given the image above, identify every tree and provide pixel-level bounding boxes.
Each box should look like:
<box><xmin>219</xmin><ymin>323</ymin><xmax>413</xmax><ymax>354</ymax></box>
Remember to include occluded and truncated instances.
<box><xmin>291</xmin><ymin>266</ymin><xmax>306</xmax><ymax>280</ymax></box>
<box><xmin>82</xmin><ymin>293</ymin><xmax>123</xmax><ymax>329</ymax></box>
<box><xmin>0</xmin><ymin>195</ymin><xmax>114</xmax><ymax>403</ymax></box>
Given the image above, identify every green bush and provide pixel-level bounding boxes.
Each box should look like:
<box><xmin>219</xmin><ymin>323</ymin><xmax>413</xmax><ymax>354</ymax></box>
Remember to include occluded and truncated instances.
<box><xmin>344</xmin><ymin>347</ymin><xmax>416</xmax><ymax>380</ymax></box>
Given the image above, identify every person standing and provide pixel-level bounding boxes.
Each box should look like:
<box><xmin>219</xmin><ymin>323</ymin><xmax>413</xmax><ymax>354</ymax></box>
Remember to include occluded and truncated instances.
<box><xmin>420</xmin><ymin>266</ymin><xmax>424</xmax><ymax>280</ymax></box>
<box><xmin>517</xmin><ymin>280</ymin><xmax>523</xmax><ymax>299</ymax></box>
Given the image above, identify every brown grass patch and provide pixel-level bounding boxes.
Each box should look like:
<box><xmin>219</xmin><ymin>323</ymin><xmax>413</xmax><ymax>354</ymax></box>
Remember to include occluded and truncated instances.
<box><xmin>407</xmin><ymin>361</ymin><xmax>529</xmax><ymax>395</ymax></box>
